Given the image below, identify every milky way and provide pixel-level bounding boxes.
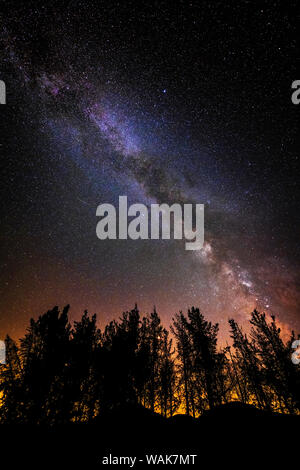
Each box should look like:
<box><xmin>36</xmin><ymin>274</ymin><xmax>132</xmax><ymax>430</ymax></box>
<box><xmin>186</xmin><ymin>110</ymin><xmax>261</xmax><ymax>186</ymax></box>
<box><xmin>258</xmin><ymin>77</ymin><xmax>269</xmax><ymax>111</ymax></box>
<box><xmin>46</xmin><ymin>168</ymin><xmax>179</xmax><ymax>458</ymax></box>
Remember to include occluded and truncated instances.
<box><xmin>0</xmin><ymin>1</ymin><xmax>299</xmax><ymax>340</ymax></box>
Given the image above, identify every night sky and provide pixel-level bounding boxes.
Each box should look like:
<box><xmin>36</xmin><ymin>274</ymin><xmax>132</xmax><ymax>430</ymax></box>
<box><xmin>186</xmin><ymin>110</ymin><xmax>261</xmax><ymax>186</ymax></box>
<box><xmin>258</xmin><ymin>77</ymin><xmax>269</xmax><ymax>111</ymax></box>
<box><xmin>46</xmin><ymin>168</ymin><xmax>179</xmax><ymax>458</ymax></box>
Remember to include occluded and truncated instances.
<box><xmin>0</xmin><ymin>1</ymin><xmax>299</xmax><ymax>341</ymax></box>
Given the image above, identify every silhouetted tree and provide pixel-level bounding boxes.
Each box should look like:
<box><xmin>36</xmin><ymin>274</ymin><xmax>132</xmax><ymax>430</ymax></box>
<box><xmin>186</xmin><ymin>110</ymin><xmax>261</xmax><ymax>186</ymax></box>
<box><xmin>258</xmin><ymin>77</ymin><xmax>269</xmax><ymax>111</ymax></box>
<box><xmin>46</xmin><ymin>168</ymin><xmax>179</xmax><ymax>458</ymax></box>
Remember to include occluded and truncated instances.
<box><xmin>250</xmin><ymin>310</ymin><xmax>300</xmax><ymax>413</ymax></box>
<box><xmin>70</xmin><ymin>311</ymin><xmax>101</xmax><ymax>421</ymax></box>
<box><xmin>229</xmin><ymin>317</ymin><xmax>272</xmax><ymax>410</ymax></box>
<box><xmin>171</xmin><ymin>312</ymin><xmax>194</xmax><ymax>415</ymax></box>
<box><xmin>157</xmin><ymin>328</ymin><xmax>179</xmax><ymax>417</ymax></box>
<box><xmin>225</xmin><ymin>343</ymin><xmax>249</xmax><ymax>404</ymax></box>
<box><xmin>134</xmin><ymin>308</ymin><xmax>175</xmax><ymax>414</ymax></box>
<box><xmin>21</xmin><ymin>305</ymin><xmax>71</xmax><ymax>423</ymax></box>
<box><xmin>0</xmin><ymin>306</ymin><xmax>72</xmax><ymax>424</ymax></box>
<box><xmin>172</xmin><ymin>307</ymin><xmax>228</xmax><ymax>415</ymax></box>
<box><xmin>144</xmin><ymin>309</ymin><xmax>164</xmax><ymax>412</ymax></box>
<box><xmin>186</xmin><ymin>307</ymin><xmax>227</xmax><ymax>411</ymax></box>
<box><xmin>100</xmin><ymin>305</ymin><xmax>140</xmax><ymax>411</ymax></box>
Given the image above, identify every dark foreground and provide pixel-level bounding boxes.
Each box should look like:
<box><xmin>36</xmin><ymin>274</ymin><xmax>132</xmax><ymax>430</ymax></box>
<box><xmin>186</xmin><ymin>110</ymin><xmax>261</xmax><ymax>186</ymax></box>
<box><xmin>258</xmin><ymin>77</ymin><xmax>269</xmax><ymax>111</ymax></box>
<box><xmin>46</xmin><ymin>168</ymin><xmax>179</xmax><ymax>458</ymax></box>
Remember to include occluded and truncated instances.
<box><xmin>0</xmin><ymin>403</ymin><xmax>297</xmax><ymax>468</ymax></box>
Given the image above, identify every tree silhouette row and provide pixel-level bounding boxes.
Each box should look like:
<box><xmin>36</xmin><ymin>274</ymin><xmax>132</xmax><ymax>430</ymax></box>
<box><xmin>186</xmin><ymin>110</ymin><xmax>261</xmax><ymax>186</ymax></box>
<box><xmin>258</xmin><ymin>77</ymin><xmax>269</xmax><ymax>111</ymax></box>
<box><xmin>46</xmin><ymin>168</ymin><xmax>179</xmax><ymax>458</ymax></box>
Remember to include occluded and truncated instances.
<box><xmin>0</xmin><ymin>305</ymin><xmax>299</xmax><ymax>424</ymax></box>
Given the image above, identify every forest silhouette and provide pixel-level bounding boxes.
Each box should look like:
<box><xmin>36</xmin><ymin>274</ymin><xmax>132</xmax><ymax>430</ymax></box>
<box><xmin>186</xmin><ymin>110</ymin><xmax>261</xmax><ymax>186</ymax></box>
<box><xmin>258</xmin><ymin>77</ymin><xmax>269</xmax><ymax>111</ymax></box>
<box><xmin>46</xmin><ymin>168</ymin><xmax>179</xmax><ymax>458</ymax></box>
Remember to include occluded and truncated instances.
<box><xmin>1</xmin><ymin>304</ymin><xmax>299</xmax><ymax>425</ymax></box>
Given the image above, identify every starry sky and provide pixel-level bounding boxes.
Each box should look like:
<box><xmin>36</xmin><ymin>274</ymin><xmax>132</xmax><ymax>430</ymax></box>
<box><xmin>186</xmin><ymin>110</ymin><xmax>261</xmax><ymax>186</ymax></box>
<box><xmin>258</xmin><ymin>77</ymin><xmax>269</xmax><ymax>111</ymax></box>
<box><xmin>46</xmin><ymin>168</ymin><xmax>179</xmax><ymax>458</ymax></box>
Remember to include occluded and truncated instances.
<box><xmin>0</xmin><ymin>0</ymin><xmax>299</xmax><ymax>341</ymax></box>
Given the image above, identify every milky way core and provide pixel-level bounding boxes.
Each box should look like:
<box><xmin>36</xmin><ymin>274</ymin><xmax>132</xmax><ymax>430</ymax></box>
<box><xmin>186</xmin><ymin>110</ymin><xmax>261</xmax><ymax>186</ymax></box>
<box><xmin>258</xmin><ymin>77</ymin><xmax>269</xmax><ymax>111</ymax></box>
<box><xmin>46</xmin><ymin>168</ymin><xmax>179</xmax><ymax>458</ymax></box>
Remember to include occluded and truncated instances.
<box><xmin>0</xmin><ymin>2</ymin><xmax>299</xmax><ymax>341</ymax></box>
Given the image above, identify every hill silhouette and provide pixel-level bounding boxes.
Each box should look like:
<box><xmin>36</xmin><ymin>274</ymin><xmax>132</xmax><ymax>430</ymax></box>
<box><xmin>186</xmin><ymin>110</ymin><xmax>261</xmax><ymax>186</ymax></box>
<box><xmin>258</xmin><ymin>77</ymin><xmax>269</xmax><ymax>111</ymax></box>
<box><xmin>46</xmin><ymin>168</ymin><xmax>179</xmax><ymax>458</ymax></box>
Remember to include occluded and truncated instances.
<box><xmin>0</xmin><ymin>401</ymin><xmax>297</xmax><ymax>468</ymax></box>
